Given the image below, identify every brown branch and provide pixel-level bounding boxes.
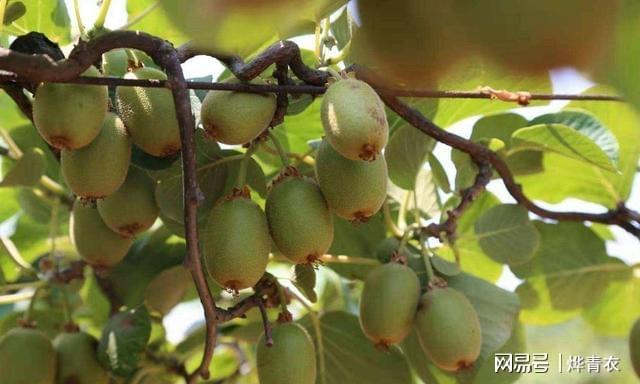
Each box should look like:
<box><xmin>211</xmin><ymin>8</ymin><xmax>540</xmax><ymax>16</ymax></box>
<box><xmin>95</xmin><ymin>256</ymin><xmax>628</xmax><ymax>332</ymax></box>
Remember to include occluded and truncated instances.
<box><xmin>374</xmin><ymin>89</ymin><xmax>640</xmax><ymax>239</ymax></box>
<box><xmin>423</xmin><ymin>162</ymin><xmax>492</xmax><ymax>240</ymax></box>
<box><xmin>257</xmin><ymin>299</ymin><xmax>273</xmax><ymax>347</ymax></box>
<box><xmin>270</xmin><ymin>62</ymin><xmax>290</xmax><ymax>127</ymax></box>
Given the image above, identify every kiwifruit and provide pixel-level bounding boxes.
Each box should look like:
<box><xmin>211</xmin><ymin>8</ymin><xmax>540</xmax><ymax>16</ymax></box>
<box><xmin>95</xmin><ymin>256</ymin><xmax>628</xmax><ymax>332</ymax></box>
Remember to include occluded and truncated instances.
<box><xmin>53</xmin><ymin>331</ymin><xmax>109</xmax><ymax>384</ymax></box>
<box><xmin>116</xmin><ymin>67</ymin><xmax>181</xmax><ymax>157</ymax></box>
<box><xmin>257</xmin><ymin>322</ymin><xmax>316</xmax><ymax>384</ymax></box>
<box><xmin>315</xmin><ymin>139</ymin><xmax>387</xmax><ymax>221</ymax></box>
<box><xmin>455</xmin><ymin>0</ymin><xmax>619</xmax><ymax>73</ymax></box>
<box><xmin>0</xmin><ymin>327</ymin><xmax>56</xmax><ymax>384</ymax></box>
<box><xmin>70</xmin><ymin>201</ymin><xmax>133</xmax><ymax>268</ymax></box>
<box><xmin>321</xmin><ymin>78</ymin><xmax>388</xmax><ymax>161</ymax></box>
<box><xmin>414</xmin><ymin>287</ymin><xmax>482</xmax><ymax>372</ymax></box>
<box><xmin>33</xmin><ymin>66</ymin><xmax>108</xmax><ymax>149</ymax></box>
<box><xmin>631</xmin><ymin>318</ymin><xmax>640</xmax><ymax>378</ymax></box>
<box><xmin>201</xmin><ymin>78</ymin><xmax>276</xmax><ymax>145</ymax></box>
<box><xmin>144</xmin><ymin>265</ymin><xmax>192</xmax><ymax>315</ymax></box>
<box><xmin>202</xmin><ymin>194</ymin><xmax>270</xmax><ymax>292</ymax></box>
<box><xmin>97</xmin><ymin>167</ymin><xmax>159</xmax><ymax>237</ymax></box>
<box><xmin>359</xmin><ymin>263</ymin><xmax>420</xmax><ymax>347</ymax></box>
<box><xmin>352</xmin><ymin>0</ymin><xmax>465</xmax><ymax>86</ymax></box>
<box><xmin>265</xmin><ymin>171</ymin><xmax>333</xmax><ymax>264</ymax></box>
<box><xmin>61</xmin><ymin>112</ymin><xmax>131</xmax><ymax>199</ymax></box>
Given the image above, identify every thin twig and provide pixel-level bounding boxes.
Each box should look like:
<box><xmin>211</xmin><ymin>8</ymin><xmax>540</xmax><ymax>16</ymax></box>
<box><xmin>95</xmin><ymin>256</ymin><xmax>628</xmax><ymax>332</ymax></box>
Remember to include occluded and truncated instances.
<box><xmin>257</xmin><ymin>299</ymin><xmax>273</xmax><ymax>347</ymax></box>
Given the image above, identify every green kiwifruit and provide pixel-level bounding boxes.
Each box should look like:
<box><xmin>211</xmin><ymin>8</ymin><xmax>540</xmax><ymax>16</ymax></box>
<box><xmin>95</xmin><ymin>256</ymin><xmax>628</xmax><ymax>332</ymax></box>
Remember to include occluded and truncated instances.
<box><xmin>61</xmin><ymin>113</ymin><xmax>131</xmax><ymax>199</ymax></box>
<box><xmin>53</xmin><ymin>331</ymin><xmax>109</xmax><ymax>384</ymax></box>
<box><xmin>203</xmin><ymin>195</ymin><xmax>270</xmax><ymax>291</ymax></box>
<box><xmin>144</xmin><ymin>265</ymin><xmax>192</xmax><ymax>315</ymax></box>
<box><xmin>631</xmin><ymin>318</ymin><xmax>640</xmax><ymax>378</ymax></box>
<box><xmin>359</xmin><ymin>263</ymin><xmax>420</xmax><ymax>346</ymax></box>
<box><xmin>321</xmin><ymin>78</ymin><xmax>388</xmax><ymax>161</ymax></box>
<box><xmin>257</xmin><ymin>322</ymin><xmax>316</xmax><ymax>384</ymax></box>
<box><xmin>352</xmin><ymin>0</ymin><xmax>465</xmax><ymax>87</ymax></box>
<box><xmin>33</xmin><ymin>66</ymin><xmax>108</xmax><ymax>150</ymax></box>
<box><xmin>116</xmin><ymin>67</ymin><xmax>181</xmax><ymax>157</ymax></box>
<box><xmin>265</xmin><ymin>172</ymin><xmax>333</xmax><ymax>264</ymax></box>
<box><xmin>97</xmin><ymin>168</ymin><xmax>159</xmax><ymax>237</ymax></box>
<box><xmin>0</xmin><ymin>327</ymin><xmax>56</xmax><ymax>384</ymax></box>
<box><xmin>70</xmin><ymin>201</ymin><xmax>133</xmax><ymax>268</ymax></box>
<box><xmin>414</xmin><ymin>287</ymin><xmax>482</xmax><ymax>372</ymax></box>
<box><xmin>315</xmin><ymin>139</ymin><xmax>387</xmax><ymax>222</ymax></box>
<box><xmin>455</xmin><ymin>0</ymin><xmax>619</xmax><ymax>74</ymax></box>
<box><xmin>201</xmin><ymin>78</ymin><xmax>276</xmax><ymax>145</ymax></box>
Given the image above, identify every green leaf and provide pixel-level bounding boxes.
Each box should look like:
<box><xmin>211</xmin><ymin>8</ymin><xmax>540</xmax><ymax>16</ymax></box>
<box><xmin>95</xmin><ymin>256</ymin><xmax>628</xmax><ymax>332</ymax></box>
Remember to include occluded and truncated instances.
<box><xmin>474</xmin><ymin>204</ymin><xmax>540</xmax><ymax>266</ymax></box>
<box><xmin>0</xmin><ymin>147</ymin><xmax>45</xmax><ymax>187</ymax></box>
<box><xmin>511</xmin><ymin>124</ymin><xmax>618</xmax><ymax>172</ymax></box>
<box><xmin>528</xmin><ymin>109</ymin><xmax>620</xmax><ymax>165</ymax></box>
<box><xmin>450</xmin><ymin>149</ymin><xmax>477</xmax><ymax>191</ymax></box>
<box><xmin>517</xmin><ymin>86</ymin><xmax>640</xmax><ymax>207</ymax></box>
<box><xmin>401</xmin><ymin>328</ymin><xmax>457</xmax><ymax>384</ymax></box>
<box><xmin>330</xmin><ymin>7</ymin><xmax>351</xmax><ymax>50</ymax></box>
<box><xmin>126</xmin><ymin>0</ymin><xmax>189</xmax><ymax>46</ymax></box>
<box><xmin>583</xmin><ymin>265</ymin><xmax>640</xmax><ymax>336</ymax></box>
<box><xmin>430</xmin><ymin>255</ymin><xmax>460</xmax><ymax>277</ymax></box>
<box><xmin>512</xmin><ymin>222</ymin><xmax>631</xmax><ymax>324</ymax></box>
<box><xmin>13</xmin><ymin>0</ymin><xmax>71</xmax><ymax>44</ymax></box>
<box><xmin>326</xmin><ymin>214</ymin><xmax>385</xmax><ymax>280</ymax></box>
<box><xmin>300</xmin><ymin>311</ymin><xmax>413</xmax><ymax>384</ymax></box>
<box><xmin>427</xmin><ymin>152</ymin><xmax>451</xmax><ymax>193</ymax></box>
<box><xmin>471</xmin><ymin>322</ymin><xmax>526</xmax><ymax>384</ymax></box>
<box><xmin>385</xmin><ymin>124</ymin><xmax>435</xmax><ymax>190</ymax></box>
<box><xmin>98</xmin><ymin>306</ymin><xmax>152</xmax><ymax>377</ymax></box>
<box><xmin>3</xmin><ymin>1</ymin><xmax>26</xmax><ymax>25</ymax></box>
<box><xmin>293</xmin><ymin>264</ymin><xmax>317</xmax><ymax>303</ymax></box>
<box><xmin>77</xmin><ymin>272</ymin><xmax>111</xmax><ymax>328</ymax></box>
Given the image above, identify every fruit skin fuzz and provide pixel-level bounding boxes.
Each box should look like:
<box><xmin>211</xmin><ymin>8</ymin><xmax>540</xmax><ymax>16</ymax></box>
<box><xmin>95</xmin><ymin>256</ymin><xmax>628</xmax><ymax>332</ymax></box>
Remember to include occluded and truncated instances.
<box><xmin>257</xmin><ymin>322</ymin><xmax>317</xmax><ymax>384</ymax></box>
<box><xmin>315</xmin><ymin>139</ymin><xmax>388</xmax><ymax>222</ymax></box>
<box><xmin>414</xmin><ymin>287</ymin><xmax>482</xmax><ymax>372</ymax></box>
<box><xmin>359</xmin><ymin>262</ymin><xmax>421</xmax><ymax>347</ymax></box>
<box><xmin>321</xmin><ymin>78</ymin><xmax>389</xmax><ymax>161</ymax></box>
<box><xmin>0</xmin><ymin>327</ymin><xmax>56</xmax><ymax>384</ymax></box>
<box><xmin>202</xmin><ymin>193</ymin><xmax>271</xmax><ymax>293</ymax></box>
<box><xmin>266</xmin><ymin>168</ymin><xmax>334</xmax><ymax>265</ymax></box>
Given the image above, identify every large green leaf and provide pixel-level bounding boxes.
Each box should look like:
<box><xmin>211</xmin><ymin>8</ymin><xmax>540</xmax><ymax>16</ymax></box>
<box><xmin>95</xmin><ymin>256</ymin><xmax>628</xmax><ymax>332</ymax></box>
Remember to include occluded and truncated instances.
<box><xmin>385</xmin><ymin>123</ymin><xmax>435</xmax><ymax>190</ymax></box>
<box><xmin>528</xmin><ymin>109</ymin><xmax>620</xmax><ymax>165</ymax></box>
<box><xmin>512</xmin><ymin>222</ymin><xmax>631</xmax><ymax>324</ymax></box>
<box><xmin>0</xmin><ymin>147</ymin><xmax>45</xmax><ymax>187</ymax></box>
<box><xmin>583</xmin><ymin>265</ymin><xmax>640</xmax><ymax>336</ymax></box>
<box><xmin>471</xmin><ymin>322</ymin><xmax>526</xmax><ymax>384</ymax></box>
<box><xmin>511</xmin><ymin>124</ymin><xmax>617</xmax><ymax>172</ymax></box>
<box><xmin>518</xmin><ymin>86</ymin><xmax>640</xmax><ymax>207</ymax></box>
<box><xmin>474</xmin><ymin>204</ymin><xmax>540</xmax><ymax>266</ymax></box>
<box><xmin>301</xmin><ymin>311</ymin><xmax>413</xmax><ymax>384</ymax></box>
<box><xmin>97</xmin><ymin>306</ymin><xmax>151</xmax><ymax>377</ymax></box>
<box><xmin>12</xmin><ymin>0</ymin><xmax>71</xmax><ymax>44</ymax></box>
<box><xmin>126</xmin><ymin>0</ymin><xmax>189</xmax><ymax>46</ymax></box>
<box><xmin>326</xmin><ymin>214</ymin><xmax>385</xmax><ymax>280</ymax></box>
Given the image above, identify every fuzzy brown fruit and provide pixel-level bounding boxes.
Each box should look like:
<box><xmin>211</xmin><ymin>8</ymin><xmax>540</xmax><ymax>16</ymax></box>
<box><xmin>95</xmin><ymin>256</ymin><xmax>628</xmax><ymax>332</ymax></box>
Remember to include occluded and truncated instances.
<box><xmin>53</xmin><ymin>331</ymin><xmax>109</xmax><ymax>384</ymax></box>
<box><xmin>201</xmin><ymin>78</ymin><xmax>276</xmax><ymax>145</ymax></box>
<box><xmin>315</xmin><ymin>139</ymin><xmax>387</xmax><ymax>222</ymax></box>
<box><xmin>116</xmin><ymin>67</ymin><xmax>181</xmax><ymax>157</ymax></box>
<box><xmin>61</xmin><ymin>113</ymin><xmax>131</xmax><ymax>199</ymax></box>
<box><xmin>0</xmin><ymin>327</ymin><xmax>56</xmax><ymax>384</ymax></box>
<box><xmin>33</xmin><ymin>66</ymin><xmax>108</xmax><ymax>150</ymax></box>
<box><xmin>414</xmin><ymin>287</ymin><xmax>482</xmax><ymax>372</ymax></box>
<box><xmin>97</xmin><ymin>167</ymin><xmax>159</xmax><ymax>237</ymax></box>
<box><xmin>257</xmin><ymin>322</ymin><xmax>316</xmax><ymax>384</ymax></box>
<box><xmin>265</xmin><ymin>171</ymin><xmax>333</xmax><ymax>264</ymax></box>
<box><xmin>202</xmin><ymin>195</ymin><xmax>270</xmax><ymax>292</ymax></box>
<box><xmin>70</xmin><ymin>201</ymin><xmax>133</xmax><ymax>268</ymax></box>
<box><xmin>321</xmin><ymin>78</ymin><xmax>388</xmax><ymax>161</ymax></box>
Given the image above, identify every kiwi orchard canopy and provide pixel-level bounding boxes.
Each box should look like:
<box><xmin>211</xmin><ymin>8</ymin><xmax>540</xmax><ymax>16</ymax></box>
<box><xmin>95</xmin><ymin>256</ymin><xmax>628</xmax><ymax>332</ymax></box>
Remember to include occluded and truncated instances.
<box><xmin>0</xmin><ymin>1</ymin><xmax>638</xmax><ymax>384</ymax></box>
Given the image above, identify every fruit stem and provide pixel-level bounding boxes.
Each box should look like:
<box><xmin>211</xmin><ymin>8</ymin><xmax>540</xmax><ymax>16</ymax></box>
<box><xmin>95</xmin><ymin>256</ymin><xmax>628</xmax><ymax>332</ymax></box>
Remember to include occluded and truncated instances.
<box><xmin>22</xmin><ymin>285</ymin><xmax>44</xmax><ymax>324</ymax></box>
<box><xmin>397</xmin><ymin>191</ymin><xmax>411</xmax><ymax>231</ymax></box>
<box><xmin>0</xmin><ymin>128</ymin><xmax>22</xmax><ymax>158</ymax></box>
<box><xmin>324</xmin><ymin>41</ymin><xmax>351</xmax><ymax>66</ymax></box>
<box><xmin>125</xmin><ymin>49</ymin><xmax>141</xmax><ymax>70</ymax></box>
<box><xmin>234</xmin><ymin>144</ymin><xmax>257</xmax><ymax>188</ymax></box>
<box><xmin>197</xmin><ymin>153</ymin><xmax>245</xmax><ymax>172</ymax></box>
<box><xmin>59</xmin><ymin>283</ymin><xmax>74</xmax><ymax>326</ymax></box>
<box><xmin>267</xmin><ymin>131</ymin><xmax>290</xmax><ymax>167</ymax></box>
<box><xmin>0</xmin><ymin>235</ymin><xmax>37</xmax><ymax>277</ymax></box>
<box><xmin>0</xmin><ymin>280</ymin><xmax>45</xmax><ymax>293</ymax></box>
<box><xmin>94</xmin><ymin>0</ymin><xmax>112</xmax><ymax>29</ymax></box>
<box><xmin>72</xmin><ymin>0</ymin><xmax>86</xmax><ymax>38</ymax></box>
<box><xmin>49</xmin><ymin>197</ymin><xmax>59</xmax><ymax>255</ymax></box>
<box><xmin>419</xmin><ymin>234</ymin><xmax>437</xmax><ymax>284</ymax></box>
<box><xmin>383</xmin><ymin>200</ymin><xmax>403</xmax><ymax>237</ymax></box>
<box><xmin>325</xmin><ymin>67</ymin><xmax>343</xmax><ymax>81</ymax></box>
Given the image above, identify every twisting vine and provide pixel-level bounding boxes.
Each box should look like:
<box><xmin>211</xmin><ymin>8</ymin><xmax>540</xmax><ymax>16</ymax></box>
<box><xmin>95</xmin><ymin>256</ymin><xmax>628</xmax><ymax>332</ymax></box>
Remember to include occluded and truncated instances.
<box><xmin>0</xmin><ymin>32</ymin><xmax>639</xmax><ymax>383</ymax></box>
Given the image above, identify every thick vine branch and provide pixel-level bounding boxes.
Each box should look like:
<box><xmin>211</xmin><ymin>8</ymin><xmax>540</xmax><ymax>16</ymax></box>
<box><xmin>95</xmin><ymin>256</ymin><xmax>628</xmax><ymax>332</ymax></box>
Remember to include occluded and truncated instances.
<box><xmin>374</xmin><ymin>90</ymin><xmax>640</xmax><ymax>239</ymax></box>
